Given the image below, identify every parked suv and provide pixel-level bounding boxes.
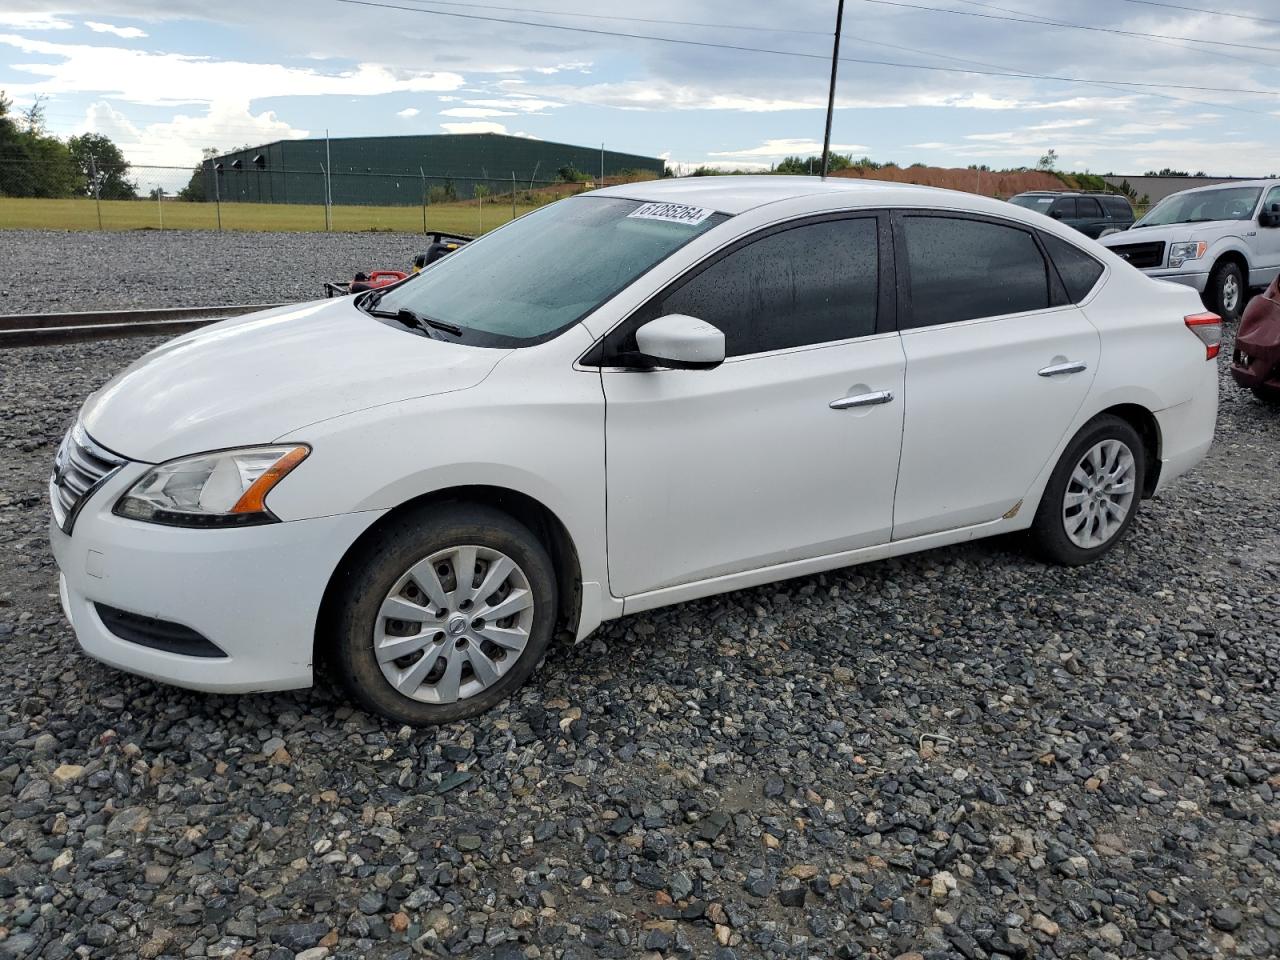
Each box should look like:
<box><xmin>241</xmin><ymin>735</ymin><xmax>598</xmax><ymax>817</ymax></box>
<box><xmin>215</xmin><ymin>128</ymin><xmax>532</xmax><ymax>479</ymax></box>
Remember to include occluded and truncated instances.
<box><xmin>1101</xmin><ymin>180</ymin><xmax>1280</xmax><ymax>321</ymax></box>
<box><xmin>50</xmin><ymin>178</ymin><xmax>1219</xmax><ymax>725</ymax></box>
<box><xmin>1009</xmin><ymin>191</ymin><xmax>1135</xmax><ymax>238</ymax></box>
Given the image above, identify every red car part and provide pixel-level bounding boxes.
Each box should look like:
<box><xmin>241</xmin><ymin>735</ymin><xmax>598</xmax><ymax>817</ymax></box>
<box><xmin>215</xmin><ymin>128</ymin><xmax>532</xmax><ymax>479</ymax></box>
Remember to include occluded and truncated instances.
<box><xmin>1231</xmin><ymin>275</ymin><xmax>1280</xmax><ymax>400</ymax></box>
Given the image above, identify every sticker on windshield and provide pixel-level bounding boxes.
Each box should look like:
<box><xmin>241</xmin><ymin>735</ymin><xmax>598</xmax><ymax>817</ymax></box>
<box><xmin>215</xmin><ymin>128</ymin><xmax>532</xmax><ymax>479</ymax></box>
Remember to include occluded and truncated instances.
<box><xmin>627</xmin><ymin>202</ymin><xmax>715</xmax><ymax>226</ymax></box>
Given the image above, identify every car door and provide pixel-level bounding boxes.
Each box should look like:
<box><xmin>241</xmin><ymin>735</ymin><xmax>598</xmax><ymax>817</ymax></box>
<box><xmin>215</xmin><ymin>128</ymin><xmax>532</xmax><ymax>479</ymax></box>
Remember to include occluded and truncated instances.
<box><xmin>593</xmin><ymin>214</ymin><xmax>906</xmax><ymax>599</ymax></box>
<box><xmin>1049</xmin><ymin>197</ymin><xmax>1078</xmax><ymax>232</ymax></box>
<box><xmin>890</xmin><ymin>212</ymin><xmax>1100</xmax><ymax>540</ymax></box>
<box><xmin>1253</xmin><ymin>184</ymin><xmax>1280</xmax><ymax>285</ymax></box>
<box><xmin>1076</xmin><ymin>197</ymin><xmax>1106</xmax><ymax>238</ymax></box>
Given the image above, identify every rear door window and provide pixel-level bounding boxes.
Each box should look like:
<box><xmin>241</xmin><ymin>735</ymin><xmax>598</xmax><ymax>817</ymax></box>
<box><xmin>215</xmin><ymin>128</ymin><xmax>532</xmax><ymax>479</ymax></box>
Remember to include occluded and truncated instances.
<box><xmin>1040</xmin><ymin>232</ymin><xmax>1105</xmax><ymax>303</ymax></box>
<box><xmin>900</xmin><ymin>215</ymin><xmax>1051</xmax><ymax>328</ymax></box>
<box><xmin>1077</xmin><ymin>197</ymin><xmax>1103</xmax><ymax>219</ymax></box>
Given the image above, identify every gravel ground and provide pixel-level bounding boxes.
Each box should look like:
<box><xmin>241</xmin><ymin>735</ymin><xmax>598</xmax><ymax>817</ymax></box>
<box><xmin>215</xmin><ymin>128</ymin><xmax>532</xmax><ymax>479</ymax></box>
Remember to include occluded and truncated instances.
<box><xmin>0</xmin><ymin>231</ymin><xmax>427</xmax><ymax>313</ymax></box>
<box><xmin>1</xmin><ymin>299</ymin><xmax>1279</xmax><ymax>959</ymax></box>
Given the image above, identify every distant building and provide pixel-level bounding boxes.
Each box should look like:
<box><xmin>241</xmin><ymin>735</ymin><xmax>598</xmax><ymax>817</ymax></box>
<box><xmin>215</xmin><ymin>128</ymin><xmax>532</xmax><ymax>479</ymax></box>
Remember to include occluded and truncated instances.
<box><xmin>204</xmin><ymin>133</ymin><xmax>665</xmax><ymax>204</ymax></box>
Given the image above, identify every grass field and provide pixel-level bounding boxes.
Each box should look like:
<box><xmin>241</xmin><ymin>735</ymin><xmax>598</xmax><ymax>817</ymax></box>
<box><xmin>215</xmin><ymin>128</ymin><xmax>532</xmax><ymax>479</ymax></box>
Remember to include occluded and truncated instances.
<box><xmin>0</xmin><ymin>196</ymin><xmax>540</xmax><ymax>234</ymax></box>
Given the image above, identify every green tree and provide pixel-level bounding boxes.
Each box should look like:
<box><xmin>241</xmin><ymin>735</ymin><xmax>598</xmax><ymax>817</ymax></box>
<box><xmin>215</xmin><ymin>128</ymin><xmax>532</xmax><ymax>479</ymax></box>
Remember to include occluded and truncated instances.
<box><xmin>0</xmin><ymin>91</ymin><xmax>79</xmax><ymax>197</ymax></box>
<box><xmin>67</xmin><ymin>132</ymin><xmax>136</xmax><ymax>199</ymax></box>
<box><xmin>178</xmin><ymin>147</ymin><xmax>220</xmax><ymax>201</ymax></box>
<box><xmin>1037</xmin><ymin>148</ymin><xmax>1059</xmax><ymax>172</ymax></box>
<box><xmin>774</xmin><ymin>153</ymin><xmax>854</xmax><ymax>175</ymax></box>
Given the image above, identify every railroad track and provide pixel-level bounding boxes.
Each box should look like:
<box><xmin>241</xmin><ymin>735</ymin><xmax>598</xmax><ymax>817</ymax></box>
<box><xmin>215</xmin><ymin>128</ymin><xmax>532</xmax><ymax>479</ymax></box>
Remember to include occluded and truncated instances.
<box><xmin>0</xmin><ymin>303</ymin><xmax>289</xmax><ymax>348</ymax></box>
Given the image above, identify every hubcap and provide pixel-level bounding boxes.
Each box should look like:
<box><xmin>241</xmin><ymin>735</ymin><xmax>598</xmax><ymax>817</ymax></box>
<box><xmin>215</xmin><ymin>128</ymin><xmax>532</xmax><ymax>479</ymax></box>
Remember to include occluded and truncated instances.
<box><xmin>1062</xmin><ymin>439</ymin><xmax>1137</xmax><ymax>549</ymax></box>
<box><xmin>374</xmin><ymin>545</ymin><xmax>534</xmax><ymax>704</ymax></box>
<box><xmin>1223</xmin><ymin>275</ymin><xmax>1240</xmax><ymax>312</ymax></box>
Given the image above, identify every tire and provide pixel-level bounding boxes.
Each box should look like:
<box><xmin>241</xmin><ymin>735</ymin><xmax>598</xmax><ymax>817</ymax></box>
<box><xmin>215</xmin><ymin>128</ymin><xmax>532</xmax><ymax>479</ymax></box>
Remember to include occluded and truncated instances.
<box><xmin>1204</xmin><ymin>260</ymin><xmax>1245</xmax><ymax>322</ymax></box>
<box><xmin>1252</xmin><ymin>385</ymin><xmax>1280</xmax><ymax>406</ymax></box>
<box><xmin>330</xmin><ymin>503</ymin><xmax>557</xmax><ymax>726</ymax></box>
<box><xmin>1030</xmin><ymin>415</ymin><xmax>1145</xmax><ymax>566</ymax></box>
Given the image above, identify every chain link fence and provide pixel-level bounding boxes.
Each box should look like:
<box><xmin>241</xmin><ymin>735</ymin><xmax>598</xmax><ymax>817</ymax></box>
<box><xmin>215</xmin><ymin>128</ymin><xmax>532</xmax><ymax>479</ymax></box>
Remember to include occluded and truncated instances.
<box><xmin>0</xmin><ymin>158</ymin><xmax>624</xmax><ymax>234</ymax></box>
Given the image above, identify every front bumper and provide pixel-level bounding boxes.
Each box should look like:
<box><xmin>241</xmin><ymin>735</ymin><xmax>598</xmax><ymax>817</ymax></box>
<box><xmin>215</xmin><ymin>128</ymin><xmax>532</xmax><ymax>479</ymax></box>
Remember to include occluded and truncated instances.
<box><xmin>1230</xmin><ymin>293</ymin><xmax>1280</xmax><ymax>393</ymax></box>
<box><xmin>51</xmin><ymin>465</ymin><xmax>384</xmax><ymax>693</ymax></box>
<box><xmin>1144</xmin><ymin>268</ymin><xmax>1211</xmax><ymax>294</ymax></box>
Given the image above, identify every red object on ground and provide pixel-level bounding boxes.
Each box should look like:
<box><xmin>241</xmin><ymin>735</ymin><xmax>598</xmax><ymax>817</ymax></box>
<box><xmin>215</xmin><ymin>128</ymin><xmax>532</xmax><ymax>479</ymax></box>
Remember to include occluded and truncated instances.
<box><xmin>348</xmin><ymin>270</ymin><xmax>408</xmax><ymax>294</ymax></box>
<box><xmin>1231</xmin><ymin>275</ymin><xmax>1280</xmax><ymax>399</ymax></box>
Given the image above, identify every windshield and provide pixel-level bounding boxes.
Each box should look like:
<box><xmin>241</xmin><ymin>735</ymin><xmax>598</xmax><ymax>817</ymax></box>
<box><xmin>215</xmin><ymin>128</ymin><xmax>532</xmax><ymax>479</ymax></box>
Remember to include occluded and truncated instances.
<box><xmin>1135</xmin><ymin>186</ymin><xmax>1262</xmax><ymax>227</ymax></box>
<box><xmin>1009</xmin><ymin>195</ymin><xmax>1055</xmax><ymax>212</ymax></box>
<box><xmin>373</xmin><ymin>196</ymin><xmax>729</xmax><ymax>346</ymax></box>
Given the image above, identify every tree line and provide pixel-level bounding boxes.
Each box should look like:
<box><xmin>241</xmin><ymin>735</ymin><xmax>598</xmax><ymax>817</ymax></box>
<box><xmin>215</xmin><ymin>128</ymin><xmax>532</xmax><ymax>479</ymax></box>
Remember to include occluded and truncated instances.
<box><xmin>0</xmin><ymin>92</ymin><xmax>137</xmax><ymax>199</ymax></box>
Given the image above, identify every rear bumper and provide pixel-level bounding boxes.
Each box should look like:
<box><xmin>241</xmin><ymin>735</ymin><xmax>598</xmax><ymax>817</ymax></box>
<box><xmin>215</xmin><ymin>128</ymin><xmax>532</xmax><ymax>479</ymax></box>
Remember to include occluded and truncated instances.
<box><xmin>1153</xmin><ymin>358</ymin><xmax>1218</xmax><ymax>494</ymax></box>
<box><xmin>51</xmin><ymin>471</ymin><xmax>383</xmax><ymax>693</ymax></box>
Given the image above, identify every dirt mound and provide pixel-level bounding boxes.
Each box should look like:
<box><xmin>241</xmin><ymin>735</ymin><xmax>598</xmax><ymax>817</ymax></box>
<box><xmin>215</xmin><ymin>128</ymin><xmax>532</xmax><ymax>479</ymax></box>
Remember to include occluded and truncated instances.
<box><xmin>831</xmin><ymin>165</ymin><xmax>1064</xmax><ymax>198</ymax></box>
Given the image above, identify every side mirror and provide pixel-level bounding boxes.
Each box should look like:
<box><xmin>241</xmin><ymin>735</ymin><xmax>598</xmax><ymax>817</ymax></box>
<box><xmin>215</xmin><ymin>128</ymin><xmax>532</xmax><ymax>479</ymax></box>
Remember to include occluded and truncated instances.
<box><xmin>634</xmin><ymin>314</ymin><xmax>725</xmax><ymax>369</ymax></box>
<box><xmin>1261</xmin><ymin>203</ymin><xmax>1280</xmax><ymax>228</ymax></box>
<box><xmin>1049</xmin><ymin>210</ymin><xmax>1064</xmax><ymax>220</ymax></box>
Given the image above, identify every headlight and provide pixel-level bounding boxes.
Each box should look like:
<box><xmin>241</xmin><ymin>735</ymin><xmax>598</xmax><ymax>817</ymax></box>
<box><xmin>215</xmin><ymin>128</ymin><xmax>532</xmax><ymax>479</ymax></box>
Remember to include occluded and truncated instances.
<box><xmin>114</xmin><ymin>445</ymin><xmax>309</xmax><ymax>527</ymax></box>
<box><xmin>1169</xmin><ymin>241</ymin><xmax>1207</xmax><ymax>268</ymax></box>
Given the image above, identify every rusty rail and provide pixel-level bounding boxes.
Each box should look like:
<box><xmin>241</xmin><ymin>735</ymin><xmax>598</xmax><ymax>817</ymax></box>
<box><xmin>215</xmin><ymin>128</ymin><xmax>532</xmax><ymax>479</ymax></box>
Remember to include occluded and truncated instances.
<box><xmin>0</xmin><ymin>303</ymin><xmax>288</xmax><ymax>348</ymax></box>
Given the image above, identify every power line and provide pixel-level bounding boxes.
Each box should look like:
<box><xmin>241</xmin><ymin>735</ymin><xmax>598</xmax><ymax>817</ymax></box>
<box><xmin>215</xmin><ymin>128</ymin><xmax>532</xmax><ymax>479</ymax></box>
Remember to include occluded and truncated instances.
<box><xmin>1118</xmin><ymin>0</ymin><xmax>1280</xmax><ymax>26</ymax></box>
<box><xmin>389</xmin><ymin>0</ymin><xmax>832</xmax><ymax>35</ymax></box>
<box><xmin>949</xmin><ymin>0</ymin><xmax>1274</xmax><ymax>68</ymax></box>
<box><xmin>334</xmin><ymin>0</ymin><xmax>1280</xmax><ymax>97</ymax></box>
<box><xmin>860</xmin><ymin>0</ymin><xmax>1280</xmax><ymax>57</ymax></box>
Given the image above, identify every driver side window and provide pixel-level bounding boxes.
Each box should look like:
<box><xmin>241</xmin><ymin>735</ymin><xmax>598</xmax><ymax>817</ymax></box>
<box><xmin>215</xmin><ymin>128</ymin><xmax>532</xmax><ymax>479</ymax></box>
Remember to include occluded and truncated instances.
<box><xmin>653</xmin><ymin>217</ymin><xmax>881</xmax><ymax>357</ymax></box>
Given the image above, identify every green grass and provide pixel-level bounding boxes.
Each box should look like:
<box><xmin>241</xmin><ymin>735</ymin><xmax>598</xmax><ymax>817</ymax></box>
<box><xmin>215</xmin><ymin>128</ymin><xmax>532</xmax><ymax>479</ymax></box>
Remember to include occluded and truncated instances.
<box><xmin>0</xmin><ymin>197</ymin><xmax>541</xmax><ymax>234</ymax></box>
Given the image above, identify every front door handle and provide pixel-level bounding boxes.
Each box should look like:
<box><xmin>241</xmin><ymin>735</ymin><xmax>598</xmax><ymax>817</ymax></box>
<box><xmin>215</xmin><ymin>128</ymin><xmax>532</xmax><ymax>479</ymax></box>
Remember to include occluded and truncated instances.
<box><xmin>830</xmin><ymin>390</ymin><xmax>894</xmax><ymax>410</ymax></box>
<box><xmin>1038</xmin><ymin>360</ymin><xmax>1088</xmax><ymax>377</ymax></box>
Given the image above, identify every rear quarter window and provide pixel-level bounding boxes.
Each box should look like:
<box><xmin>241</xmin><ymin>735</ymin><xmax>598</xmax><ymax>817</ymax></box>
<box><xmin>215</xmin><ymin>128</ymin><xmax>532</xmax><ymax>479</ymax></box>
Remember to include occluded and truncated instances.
<box><xmin>1040</xmin><ymin>232</ymin><xmax>1105</xmax><ymax>303</ymax></box>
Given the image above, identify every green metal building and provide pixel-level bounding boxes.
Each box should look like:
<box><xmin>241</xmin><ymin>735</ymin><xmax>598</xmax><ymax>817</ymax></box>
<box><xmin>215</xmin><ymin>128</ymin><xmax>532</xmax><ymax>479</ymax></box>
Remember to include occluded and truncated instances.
<box><xmin>204</xmin><ymin>133</ymin><xmax>664</xmax><ymax>205</ymax></box>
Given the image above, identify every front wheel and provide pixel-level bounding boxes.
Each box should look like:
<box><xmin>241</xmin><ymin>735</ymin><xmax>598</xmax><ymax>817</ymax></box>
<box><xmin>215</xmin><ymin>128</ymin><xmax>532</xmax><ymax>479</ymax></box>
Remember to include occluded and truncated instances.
<box><xmin>1031</xmin><ymin>415</ymin><xmax>1145</xmax><ymax>566</ymax></box>
<box><xmin>1204</xmin><ymin>261</ymin><xmax>1245</xmax><ymax>322</ymax></box>
<box><xmin>330</xmin><ymin>503</ymin><xmax>558</xmax><ymax>726</ymax></box>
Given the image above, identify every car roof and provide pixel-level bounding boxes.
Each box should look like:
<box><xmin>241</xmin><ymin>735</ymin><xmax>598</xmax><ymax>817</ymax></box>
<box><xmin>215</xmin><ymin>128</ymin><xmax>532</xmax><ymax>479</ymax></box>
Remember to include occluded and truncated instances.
<box><xmin>589</xmin><ymin>174</ymin><xmax>948</xmax><ymax>215</ymax></box>
<box><xmin>1162</xmin><ymin>178</ymin><xmax>1276</xmax><ymax>198</ymax></box>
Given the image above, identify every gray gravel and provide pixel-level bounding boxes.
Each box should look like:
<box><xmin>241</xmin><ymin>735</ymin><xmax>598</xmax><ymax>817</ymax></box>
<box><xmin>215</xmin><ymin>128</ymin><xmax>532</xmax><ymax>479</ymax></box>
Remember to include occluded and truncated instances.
<box><xmin>1</xmin><ymin>294</ymin><xmax>1279</xmax><ymax>958</ymax></box>
<box><xmin>0</xmin><ymin>230</ymin><xmax>429</xmax><ymax>313</ymax></box>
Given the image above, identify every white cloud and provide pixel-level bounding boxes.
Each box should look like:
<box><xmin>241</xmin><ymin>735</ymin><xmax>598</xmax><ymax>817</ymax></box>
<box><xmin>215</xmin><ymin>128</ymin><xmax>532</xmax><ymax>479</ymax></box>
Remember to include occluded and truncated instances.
<box><xmin>396</xmin><ymin>106</ymin><xmax>420</xmax><ymax>118</ymax></box>
<box><xmin>80</xmin><ymin>99</ymin><xmax>308</xmax><ymax>168</ymax></box>
<box><xmin>0</xmin><ymin>33</ymin><xmax>465</xmax><ymax>106</ymax></box>
<box><xmin>710</xmin><ymin>138</ymin><xmax>869</xmax><ymax>160</ymax></box>
<box><xmin>84</xmin><ymin>21</ymin><xmax>147</xmax><ymax>39</ymax></box>
<box><xmin>0</xmin><ymin>12</ymin><xmax>70</xmax><ymax>30</ymax></box>
<box><xmin>460</xmin><ymin>97</ymin><xmax>563</xmax><ymax>114</ymax></box>
<box><xmin>440</xmin><ymin>107</ymin><xmax>516</xmax><ymax>119</ymax></box>
<box><xmin>440</xmin><ymin>120</ymin><xmax>507</xmax><ymax>135</ymax></box>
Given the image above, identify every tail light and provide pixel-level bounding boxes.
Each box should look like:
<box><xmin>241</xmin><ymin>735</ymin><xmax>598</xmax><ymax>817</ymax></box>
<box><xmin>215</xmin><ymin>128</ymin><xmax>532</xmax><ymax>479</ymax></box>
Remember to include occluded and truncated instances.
<box><xmin>1185</xmin><ymin>312</ymin><xmax>1222</xmax><ymax>360</ymax></box>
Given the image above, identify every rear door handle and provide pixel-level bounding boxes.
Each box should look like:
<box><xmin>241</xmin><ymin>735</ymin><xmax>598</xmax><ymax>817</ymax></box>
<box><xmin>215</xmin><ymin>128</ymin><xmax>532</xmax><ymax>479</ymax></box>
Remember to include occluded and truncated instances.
<box><xmin>1038</xmin><ymin>360</ymin><xmax>1088</xmax><ymax>377</ymax></box>
<box><xmin>830</xmin><ymin>390</ymin><xmax>894</xmax><ymax>410</ymax></box>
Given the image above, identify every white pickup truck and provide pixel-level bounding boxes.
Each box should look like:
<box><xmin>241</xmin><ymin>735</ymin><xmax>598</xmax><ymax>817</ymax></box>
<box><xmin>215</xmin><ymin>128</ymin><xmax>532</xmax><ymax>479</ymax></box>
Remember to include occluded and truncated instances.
<box><xmin>1101</xmin><ymin>179</ymin><xmax>1280</xmax><ymax>321</ymax></box>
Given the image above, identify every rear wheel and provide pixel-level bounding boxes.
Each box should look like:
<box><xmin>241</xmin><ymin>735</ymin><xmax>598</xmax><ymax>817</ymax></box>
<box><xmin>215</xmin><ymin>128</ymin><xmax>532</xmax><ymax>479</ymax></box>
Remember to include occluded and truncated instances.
<box><xmin>331</xmin><ymin>503</ymin><xmax>557</xmax><ymax>725</ymax></box>
<box><xmin>1204</xmin><ymin>260</ymin><xmax>1245</xmax><ymax>322</ymax></box>
<box><xmin>1031</xmin><ymin>415</ymin><xmax>1145</xmax><ymax>566</ymax></box>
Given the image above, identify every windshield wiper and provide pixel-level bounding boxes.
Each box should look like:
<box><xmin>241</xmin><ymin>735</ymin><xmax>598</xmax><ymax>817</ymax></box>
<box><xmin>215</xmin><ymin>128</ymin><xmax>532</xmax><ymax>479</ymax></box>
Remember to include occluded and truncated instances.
<box><xmin>358</xmin><ymin>291</ymin><xmax>462</xmax><ymax>338</ymax></box>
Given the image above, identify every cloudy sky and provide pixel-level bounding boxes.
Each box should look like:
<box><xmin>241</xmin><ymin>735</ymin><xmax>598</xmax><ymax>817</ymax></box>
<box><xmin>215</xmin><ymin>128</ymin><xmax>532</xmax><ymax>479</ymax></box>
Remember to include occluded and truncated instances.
<box><xmin>1</xmin><ymin>0</ymin><xmax>1277</xmax><ymax>176</ymax></box>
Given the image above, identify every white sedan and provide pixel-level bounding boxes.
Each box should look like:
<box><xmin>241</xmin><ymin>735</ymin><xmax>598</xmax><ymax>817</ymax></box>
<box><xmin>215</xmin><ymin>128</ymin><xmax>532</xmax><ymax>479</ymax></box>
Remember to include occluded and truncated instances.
<box><xmin>50</xmin><ymin>177</ymin><xmax>1219</xmax><ymax>725</ymax></box>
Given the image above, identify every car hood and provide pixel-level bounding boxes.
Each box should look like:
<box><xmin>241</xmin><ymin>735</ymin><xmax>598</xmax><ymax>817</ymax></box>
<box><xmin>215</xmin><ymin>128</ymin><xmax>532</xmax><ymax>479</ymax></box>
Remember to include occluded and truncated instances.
<box><xmin>1103</xmin><ymin>220</ymin><xmax>1241</xmax><ymax>246</ymax></box>
<box><xmin>82</xmin><ymin>298</ymin><xmax>508</xmax><ymax>463</ymax></box>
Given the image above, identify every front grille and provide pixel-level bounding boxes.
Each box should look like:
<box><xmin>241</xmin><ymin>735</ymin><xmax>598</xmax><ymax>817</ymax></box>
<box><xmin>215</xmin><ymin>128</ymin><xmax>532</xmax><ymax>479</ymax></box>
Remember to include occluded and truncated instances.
<box><xmin>50</xmin><ymin>423</ymin><xmax>126</xmax><ymax>534</ymax></box>
<box><xmin>1109</xmin><ymin>241</ymin><xmax>1166</xmax><ymax>270</ymax></box>
<box><xmin>95</xmin><ymin>604</ymin><xmax>227</xmax><ymax>658</ymax></box>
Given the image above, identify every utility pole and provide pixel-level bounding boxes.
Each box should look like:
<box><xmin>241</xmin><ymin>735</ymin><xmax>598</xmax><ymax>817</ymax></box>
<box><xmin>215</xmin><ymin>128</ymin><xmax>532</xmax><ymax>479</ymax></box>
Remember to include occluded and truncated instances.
<box><xmin>820</xmin><ymin>0</ymin><xmax>846</xmax><ymax>179</ymax></box>
<box><xmin>420</xmin><ymin>166</ymin><xmax>428</xmax><ymax>234</ymax></box>
<box><xmin>156</xmin><ymin>186</ymin><xmax>163</xmax><ymax>230</ymax></box>
<box><xmin>212</xmin><ymin>160</ymin><xmax>222</xmax><ymax>232</ymax></box>
<box><xmin>324</xmin><ymin>130</ymin><xmax>333</xmax><ymax>230</ymax></box>
<box><xmin>88</xmin><ymin>155</ymin><xmax>103</xmax><ymax>230</ymax></box>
